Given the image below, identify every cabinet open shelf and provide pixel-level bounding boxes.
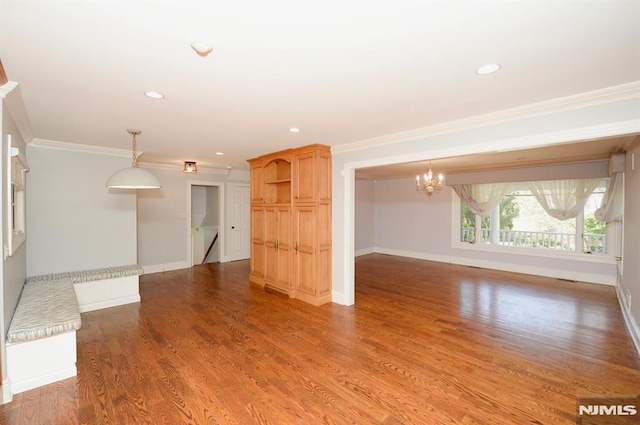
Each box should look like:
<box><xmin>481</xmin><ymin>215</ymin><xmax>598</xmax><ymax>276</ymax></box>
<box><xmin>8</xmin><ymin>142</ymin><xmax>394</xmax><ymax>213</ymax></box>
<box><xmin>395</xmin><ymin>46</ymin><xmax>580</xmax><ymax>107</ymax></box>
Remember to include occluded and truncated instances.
<box><xmin>264</xmin><ymin>159</ymin><xmax>291</xmax><ymax>182</ymax></box>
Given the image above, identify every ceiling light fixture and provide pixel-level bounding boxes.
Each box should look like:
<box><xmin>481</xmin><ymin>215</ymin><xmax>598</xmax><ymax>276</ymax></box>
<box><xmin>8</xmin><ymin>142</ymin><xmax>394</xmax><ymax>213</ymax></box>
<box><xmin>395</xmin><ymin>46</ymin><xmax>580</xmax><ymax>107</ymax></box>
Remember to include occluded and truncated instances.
<box><xmin>105</xmin><ymin>130</ymin><xmax>162</xmax><ymax>189</ymax></box>
<box><xmin>190</xmin><ymin>41</ymin><xmax>213</xmax><ymax>57</ymax></box>
<box><xmin>476</xmin><ymin>63</ymin><xmax>501</xmax><ymax>75</ymax></box>
<box><xmin>416</xmin><ymin>161</ymin><xmax>444</xmax><ymax>198</ymax></box>
<box><xmin>215</xmin><ymin>151</ymin><xmax>224</xmax><ymax>156</ymax></box>
<box><xmin>183</xmin><ymin>161</ymin><xmax>198</xmax><ymax>173</ymax></box>
<box><xmin>144</xmin><ymin>91</ymin><xmax>164</xmax><ymax>99</ymax></box>
<box><xmin>289</xmin><ymin>127</ymin><xmax>301</xmax><ymax>133</ymax></box>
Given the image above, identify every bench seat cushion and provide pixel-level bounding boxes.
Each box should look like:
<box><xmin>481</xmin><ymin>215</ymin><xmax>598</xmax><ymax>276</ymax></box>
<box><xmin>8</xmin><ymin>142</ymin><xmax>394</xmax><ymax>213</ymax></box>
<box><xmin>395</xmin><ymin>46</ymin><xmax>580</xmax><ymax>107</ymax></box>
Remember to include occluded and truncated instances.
<box><xmin>26</xmin><ymin>264</ymin><xmax>144</xmax><ymax>285</ymax></box>
<box><xmin>7</xmin><ymin>280</ymin><xmax>81</xmax><ymax>344</ymax></box>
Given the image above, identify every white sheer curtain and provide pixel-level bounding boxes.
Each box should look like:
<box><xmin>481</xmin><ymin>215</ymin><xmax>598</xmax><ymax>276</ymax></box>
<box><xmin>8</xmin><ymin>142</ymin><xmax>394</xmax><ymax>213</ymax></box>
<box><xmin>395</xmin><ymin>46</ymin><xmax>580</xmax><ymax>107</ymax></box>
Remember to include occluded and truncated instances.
<box><xmin>453</xmin><ymin>183</ymin><xmax>511</xmax><ymax>217</ymax></box>
<box><xmin>595</xmin><ymin>173</ymin><xmax>623</xmax><ymax>222</ymax></box>
<box><xmin>527</xmin><ymin>178</ymin><xmax>602</xmax><ymax>220</ymax></box>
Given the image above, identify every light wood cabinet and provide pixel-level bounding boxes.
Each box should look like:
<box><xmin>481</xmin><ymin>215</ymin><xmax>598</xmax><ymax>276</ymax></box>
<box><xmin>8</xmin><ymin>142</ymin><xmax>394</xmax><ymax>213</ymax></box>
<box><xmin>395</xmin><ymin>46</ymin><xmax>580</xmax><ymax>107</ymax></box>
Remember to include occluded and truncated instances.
<box><xmin>248</xmin><ymin>144</ymin><xmax>331</xmax><ymax>306</ymax></box>
<box><xmin>249</xmin><ymin>206</ymin><xmax>265</xmax><ymax>283</ymax></box>
<box><xmin>263</xmin><ymin>206</ymin><xmax>292</xmax><ymax>292</ymax></box>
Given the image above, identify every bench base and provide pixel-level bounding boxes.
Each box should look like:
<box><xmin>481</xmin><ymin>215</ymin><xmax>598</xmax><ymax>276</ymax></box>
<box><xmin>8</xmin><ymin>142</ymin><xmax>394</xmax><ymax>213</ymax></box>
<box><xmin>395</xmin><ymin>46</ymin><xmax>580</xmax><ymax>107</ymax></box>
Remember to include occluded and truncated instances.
<box><xmin>74</xmin><ymin>275</ymin><xmax>140</xmax><ymax>313</ymax></box>
<box><xmin>6</xmin><ymin>331</ymin><xmax>77</xmax><ymax>394</ymax></box>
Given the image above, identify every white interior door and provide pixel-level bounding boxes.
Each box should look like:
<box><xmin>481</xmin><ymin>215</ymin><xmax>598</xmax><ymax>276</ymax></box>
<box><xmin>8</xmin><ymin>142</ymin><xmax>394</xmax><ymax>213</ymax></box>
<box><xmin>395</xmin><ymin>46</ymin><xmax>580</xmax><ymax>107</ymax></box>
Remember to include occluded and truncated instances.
<box><xmin>227</xmin><ymin>184</ymin><xmax>250</xmax><ymax>261</ymax></box>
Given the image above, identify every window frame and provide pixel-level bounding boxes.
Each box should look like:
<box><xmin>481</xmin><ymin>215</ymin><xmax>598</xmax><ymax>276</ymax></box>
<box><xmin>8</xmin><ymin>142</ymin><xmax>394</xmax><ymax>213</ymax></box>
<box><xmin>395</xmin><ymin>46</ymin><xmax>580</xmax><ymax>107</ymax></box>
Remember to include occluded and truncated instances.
<box><xmin>451</xmin><ymin>192</ymin><xmax>616</xmax><ymax>265</ymax></box>
<box><xmin>4</xmin><ymin>134</ymin><xmax>27</xmax><ymax>259</ymax></box>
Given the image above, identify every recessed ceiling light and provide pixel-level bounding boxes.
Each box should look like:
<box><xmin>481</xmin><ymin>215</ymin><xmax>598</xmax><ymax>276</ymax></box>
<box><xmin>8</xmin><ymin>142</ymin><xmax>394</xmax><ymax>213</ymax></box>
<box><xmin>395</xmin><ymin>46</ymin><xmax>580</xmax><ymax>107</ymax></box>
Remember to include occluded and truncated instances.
<box><xmin>289</xmin><ymin>127</ymin><xmax>301</xmax><ymax>133</ymax></box>
<box><xmin>476</xmin><ymin>64</ymin><xmax>501</xmax><ymax>75</ymax></box>
<box><xmin>215</xmin><ymin>151</ymin><xmax>224</xmax><ymax>156</ymax></box>
<box><xmin>144</xmin><ymin>91</ymin><xmax>164</xmax><ymax>99</ymax></box>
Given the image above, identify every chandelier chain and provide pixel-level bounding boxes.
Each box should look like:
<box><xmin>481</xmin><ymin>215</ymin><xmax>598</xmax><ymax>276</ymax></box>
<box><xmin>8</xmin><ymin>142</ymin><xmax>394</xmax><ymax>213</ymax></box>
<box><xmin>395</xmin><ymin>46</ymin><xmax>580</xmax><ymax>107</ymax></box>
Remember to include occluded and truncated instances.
<box><xmin>131</xmin><ymin>133</ymin><xmax>137</xmax><ymax>167</ymax></box>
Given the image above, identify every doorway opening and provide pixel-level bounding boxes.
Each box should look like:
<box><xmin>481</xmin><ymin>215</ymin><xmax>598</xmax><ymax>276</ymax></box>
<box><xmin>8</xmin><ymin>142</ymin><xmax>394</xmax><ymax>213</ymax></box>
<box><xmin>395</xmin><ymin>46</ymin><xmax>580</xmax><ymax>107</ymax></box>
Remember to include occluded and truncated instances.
<box><xmin>188</xmin><ymin>183</ymin><xmax>223</xmax><ymax>266</ymax></box>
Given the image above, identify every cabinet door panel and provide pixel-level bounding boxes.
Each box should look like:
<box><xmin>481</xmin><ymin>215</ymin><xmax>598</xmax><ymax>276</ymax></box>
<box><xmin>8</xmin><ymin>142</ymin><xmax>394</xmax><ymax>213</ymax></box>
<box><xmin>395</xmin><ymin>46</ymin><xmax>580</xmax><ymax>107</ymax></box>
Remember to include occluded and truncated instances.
<box><xmin>294</xmin><ymin>152</ymin><xmax>315</xmax><ymax>202</ymax></box>
<box><xmin>276</xmin><ymin>207</ymin><xmax>291</xmax><ymax>290</ymax></box>
<box><xmin>296</xmin><ymin>249</ymin><xmax>315</xmax><ymax>294</ymax></box>
<box><xmin>294</xmin><ymin>207</ymin><xmax>316</xmax><ymax>294</ymax></box>
<box><xmin>317</xmin><ymin>153</ymin><xmax>331</xmax><ymax>201</ymax></box>
<box><xmin>264</xmin><ymin>207</ymin><xmax>278</xmax><ymax>285</ymax></box>
<box><xmin>250</xmin><ymin>207</ymin><xmax>265</xmax><ymax>278</ymax></box>
<box><xmin>249</xmin><ymin>162</ymin><xmax>263</xmax><ymax>202</ymax></box>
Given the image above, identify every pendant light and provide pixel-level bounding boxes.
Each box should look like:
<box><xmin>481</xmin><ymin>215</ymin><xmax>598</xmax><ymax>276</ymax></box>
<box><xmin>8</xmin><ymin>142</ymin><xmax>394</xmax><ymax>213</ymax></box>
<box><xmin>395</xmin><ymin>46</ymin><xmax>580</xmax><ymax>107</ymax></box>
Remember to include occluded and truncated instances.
<box><xmin>105</xmin><ymin>129</ymin><xmax>161</xmax><ymax>189</ymax></box>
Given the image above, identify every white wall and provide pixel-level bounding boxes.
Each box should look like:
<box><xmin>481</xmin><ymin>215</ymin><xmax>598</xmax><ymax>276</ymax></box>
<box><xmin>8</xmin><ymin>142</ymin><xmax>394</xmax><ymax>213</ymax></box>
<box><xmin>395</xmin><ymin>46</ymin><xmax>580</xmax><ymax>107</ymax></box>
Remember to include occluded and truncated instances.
<box><xmin>373</xmin><ymin>178</ymin><xmax>453</xmax><ymax>254</ymax></box>
<box><xmin>354</xmin><ymin>178</ymin><xmax>374</xmax><ymax>255</ymax></box>
<box><xmin>191</xmin><ymin>185</ymin><xmax>208</xmax><ymax>227</ymax></box>
<box><xmin>371</xmin><ymin>176</ymin><xmax>616</xmax><ymax>283</ymax></box>
<box><xmin>333</xmin><ymin>91</ymin><xmax>640</xmax><ymax>306</ymax></box>
<box><xmin>620</xmin><ymin>137</ymin><xmax>640</xmax><ymax>350</ymax></box>
<box><xmin>1</xmin><ymin>93</ymin><xmax>28</xmax><ymax>334</ymax></box>
<box><xmin>2</xmin><ymin>109</ymin><xmax>27</xmax><ymax>334</ymax></box>
<box><xmin>1</xmin><ymin>84</ymin><xmax>31</xmax><ymax>402</ymax></box>
<box><xmin>26</xmin><ymin>146</ymin><xmax>137</xmax><ymax>276</ymax></box>
<box><xmin>137</xmin><ymin>168</ymin><xmax>249</xmax><ymax>272</ymax></box>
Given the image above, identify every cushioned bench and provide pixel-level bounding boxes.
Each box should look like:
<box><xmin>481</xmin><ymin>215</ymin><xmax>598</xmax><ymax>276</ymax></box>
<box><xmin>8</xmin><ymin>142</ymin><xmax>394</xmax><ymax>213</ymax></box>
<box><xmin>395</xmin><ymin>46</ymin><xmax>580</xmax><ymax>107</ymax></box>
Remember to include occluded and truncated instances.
<box><xmin>6</xmin><ymin>279</ymin><xmax>81</xmax><ymax>394</ymax></box>
<box><xmin>27</xmin><ymin>264</ymin><xmax>144</xmax><ymax>313</ymax></box>
<box><xmin>5</xmin><ymin>265</ymin><xmax>143</xmax><ymax>395</ymax></box>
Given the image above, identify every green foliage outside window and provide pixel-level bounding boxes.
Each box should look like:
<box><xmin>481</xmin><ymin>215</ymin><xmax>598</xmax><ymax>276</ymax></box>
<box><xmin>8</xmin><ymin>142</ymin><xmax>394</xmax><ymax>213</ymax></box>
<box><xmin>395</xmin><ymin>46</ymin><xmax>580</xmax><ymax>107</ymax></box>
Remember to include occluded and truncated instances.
<box><xmin>461</xmin><ymin>194</ymin><xmax>519</xmax><ymax>230</ymax></box>
<box><xmin>584</xmin><ymin>215</ymin><xmax>606</xmax><ymax>234</ymax></box>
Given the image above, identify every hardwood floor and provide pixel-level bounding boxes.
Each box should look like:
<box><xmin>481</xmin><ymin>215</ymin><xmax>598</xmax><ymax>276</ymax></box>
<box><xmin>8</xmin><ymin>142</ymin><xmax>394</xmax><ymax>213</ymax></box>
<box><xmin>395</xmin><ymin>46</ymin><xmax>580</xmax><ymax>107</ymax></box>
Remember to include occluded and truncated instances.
<box><xmin>1</xmin><ymin>254</ymin><xmax>638</xmax><ymax>424</ymax></box>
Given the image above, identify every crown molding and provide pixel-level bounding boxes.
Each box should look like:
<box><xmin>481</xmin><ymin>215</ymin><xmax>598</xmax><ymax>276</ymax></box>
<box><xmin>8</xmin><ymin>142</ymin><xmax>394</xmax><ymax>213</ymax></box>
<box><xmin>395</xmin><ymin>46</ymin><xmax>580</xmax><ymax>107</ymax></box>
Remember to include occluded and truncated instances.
<box><xmin>1</xmin><ymin>81</ymin><xmax>35</xmax><ymax>143</ymax></box>
<box><xmin>344</xmin><ymin>120</ymin><xmax>640</xmax><ymax>172</ymax></box>
<box><xmin>0</xmin><ymin>81</ymin><xmax>18</xmax><ymax>98</ymax></box>
<box><xmin>29</xmin><ymin>138</ymin><xmax>134</xmax><ymax>157</ymax></box>
<box><xmin>28</xmin><ymin>138</ymin><xmax>233</xmax><ymax>174</ymax></box>
<box><xmin>332</xmin><ymin>81</ymin><xmax>640</xmax><ymax>155</ymax></box>
<box><xmin>140</xmin><ymin>162</ymin><xmax>230</xmax><ymax>175</ymax></box>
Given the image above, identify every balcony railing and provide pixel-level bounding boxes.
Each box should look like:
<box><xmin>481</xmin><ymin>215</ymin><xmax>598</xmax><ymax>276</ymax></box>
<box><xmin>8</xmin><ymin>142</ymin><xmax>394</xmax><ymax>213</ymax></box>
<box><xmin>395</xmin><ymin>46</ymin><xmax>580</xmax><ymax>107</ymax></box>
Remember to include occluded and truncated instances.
<box><xmin>461</xmin><ymin>228</ymin><xmax>607</xmax><ymax>253</ymax></box>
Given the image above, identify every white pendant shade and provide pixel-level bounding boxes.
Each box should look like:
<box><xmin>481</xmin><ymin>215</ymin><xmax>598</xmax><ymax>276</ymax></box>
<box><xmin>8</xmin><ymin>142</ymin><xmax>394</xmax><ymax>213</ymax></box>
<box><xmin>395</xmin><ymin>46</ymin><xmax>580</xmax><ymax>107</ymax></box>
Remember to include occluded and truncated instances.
<box><xmin>105</xmin><ymin>129</ymin><xmax>161</xmax><ymax>189</ymax></box>
<box><xmin>105</xmin><ymin>166</ymin><xmax>161</xmax><ymax>189</ymax></box>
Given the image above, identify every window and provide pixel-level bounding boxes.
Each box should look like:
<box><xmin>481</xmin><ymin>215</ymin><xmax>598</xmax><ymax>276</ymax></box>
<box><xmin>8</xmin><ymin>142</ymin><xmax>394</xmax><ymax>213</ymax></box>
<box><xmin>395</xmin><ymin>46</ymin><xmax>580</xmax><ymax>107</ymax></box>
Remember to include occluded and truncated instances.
<box><xmin>4</xmin><ymin>134</ymin><xmax>27</xmax><ymax>259</ymax></box>
<box><xmin>458</xmin><ymin>180</ymin><xmax>608</xmax><ymax>254</ymax></box>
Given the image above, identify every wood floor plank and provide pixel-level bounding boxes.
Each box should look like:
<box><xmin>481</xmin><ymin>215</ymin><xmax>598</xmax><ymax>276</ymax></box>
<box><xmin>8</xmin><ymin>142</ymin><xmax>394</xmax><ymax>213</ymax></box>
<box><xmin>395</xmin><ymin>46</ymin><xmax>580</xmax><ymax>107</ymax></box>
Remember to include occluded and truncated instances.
<box><xmin>0</xmin><ymin>254</ymin><xmax>638</xmax><ymax>424</ymax></box>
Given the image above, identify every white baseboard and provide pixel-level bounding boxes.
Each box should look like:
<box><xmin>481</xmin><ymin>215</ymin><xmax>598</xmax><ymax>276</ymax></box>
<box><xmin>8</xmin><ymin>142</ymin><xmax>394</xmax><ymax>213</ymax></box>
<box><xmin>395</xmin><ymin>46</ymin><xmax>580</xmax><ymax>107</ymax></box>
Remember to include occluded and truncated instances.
<box><xmin>6</xmin><ymin>331</ymin><xmax>77</xmax><ymax>395</ymax></box>
<box><xmin>1</xmin><ymin>379</ymin><xmax>12</xmax><ymax>404</ymax></box>
<box><xmin>142</xmin><ymin>261</ymin><xmax>190</xmax><ymax>274</ymax></box>
<box><xmin>371</xmin><ymin>247</ymin><xmax>616</xmax><ymax>286</ymax></box>
<box><xmin>331</xmin><ymin>290</ymin><xmax>352</xmax><ymax>306</ymax></box>
<box><xmin>616</xmin><ymin>284</ymin><xmax>640</xmax><ymax>356</ymax></box>
<box><xmin>355</xmin><ymin>247</ymin><xmax>375</xmax><ymax>257</ymax></box>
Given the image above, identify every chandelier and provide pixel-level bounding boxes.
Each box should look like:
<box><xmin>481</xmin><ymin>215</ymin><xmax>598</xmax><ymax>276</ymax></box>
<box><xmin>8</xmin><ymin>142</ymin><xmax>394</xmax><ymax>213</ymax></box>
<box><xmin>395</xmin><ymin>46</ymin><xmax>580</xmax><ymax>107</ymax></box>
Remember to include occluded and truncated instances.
<box><xmin>416</xmin><ymin>162</ymin><xmax>444</xmax><ymax>197</ymax></box>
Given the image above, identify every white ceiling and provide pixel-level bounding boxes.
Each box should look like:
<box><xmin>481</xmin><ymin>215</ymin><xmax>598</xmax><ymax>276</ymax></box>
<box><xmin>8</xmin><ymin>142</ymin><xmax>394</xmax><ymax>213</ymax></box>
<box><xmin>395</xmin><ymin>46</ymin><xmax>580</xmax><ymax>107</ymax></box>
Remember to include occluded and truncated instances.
<box><xmin>1</xmin><ymin>1</ymin><xmax>639</xmax><ymax>172</ymax></box>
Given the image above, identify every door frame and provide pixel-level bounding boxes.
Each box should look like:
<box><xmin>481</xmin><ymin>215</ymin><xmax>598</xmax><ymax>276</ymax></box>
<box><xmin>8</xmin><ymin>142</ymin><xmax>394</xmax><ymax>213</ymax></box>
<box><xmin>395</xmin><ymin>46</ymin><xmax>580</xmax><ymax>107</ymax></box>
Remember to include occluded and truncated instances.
<box><xmin>186</xmin><ymin>181</ymin><xmax>226</xmax><ymax>265</ymax></box>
